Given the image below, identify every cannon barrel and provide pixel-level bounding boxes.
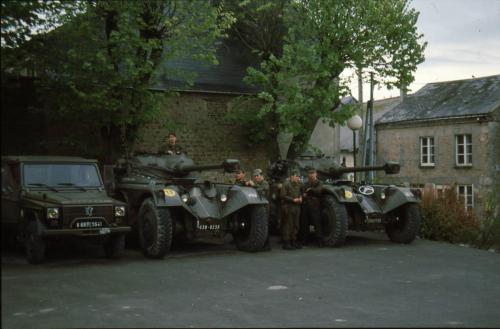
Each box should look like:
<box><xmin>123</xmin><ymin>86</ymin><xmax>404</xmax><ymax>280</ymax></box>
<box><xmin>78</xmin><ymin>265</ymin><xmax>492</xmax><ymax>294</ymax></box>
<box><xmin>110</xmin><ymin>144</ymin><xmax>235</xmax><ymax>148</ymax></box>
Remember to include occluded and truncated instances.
<box><xmin>135</xmin><ymin>158</ymin><xmax>240</xmax><ymax>176</ymax></box>
<box><xmin>318</xmin><ymin>161</ymin><xmax>400</xmax><ymax>178</ymax></box>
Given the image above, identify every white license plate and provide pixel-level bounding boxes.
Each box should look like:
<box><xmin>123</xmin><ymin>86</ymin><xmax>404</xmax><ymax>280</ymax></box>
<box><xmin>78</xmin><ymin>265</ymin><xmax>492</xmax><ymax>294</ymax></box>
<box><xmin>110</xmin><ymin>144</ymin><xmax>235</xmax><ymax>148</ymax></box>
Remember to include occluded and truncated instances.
<box><xmin>99</xmin><ymin>228</ymin><xmax>111</xmax><ymax>234</ymax></box>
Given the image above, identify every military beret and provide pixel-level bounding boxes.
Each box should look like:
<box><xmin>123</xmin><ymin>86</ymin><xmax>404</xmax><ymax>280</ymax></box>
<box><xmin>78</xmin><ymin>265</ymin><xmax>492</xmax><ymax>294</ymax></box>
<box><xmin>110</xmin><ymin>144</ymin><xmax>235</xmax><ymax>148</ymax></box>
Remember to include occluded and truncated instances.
<box><xmin>252</xmin><ymin>168</ymin><xmax>263</xmax><ymax>176</ymax></box>
<box><xmin>306</xmin><ymin>166</ymin><xmax>316</xmax><ymax>173</ymax></box>
<box><xmin>290</xmin><ymin>169</ymin><xmax>300</xmax><ymax>176</ymax></box>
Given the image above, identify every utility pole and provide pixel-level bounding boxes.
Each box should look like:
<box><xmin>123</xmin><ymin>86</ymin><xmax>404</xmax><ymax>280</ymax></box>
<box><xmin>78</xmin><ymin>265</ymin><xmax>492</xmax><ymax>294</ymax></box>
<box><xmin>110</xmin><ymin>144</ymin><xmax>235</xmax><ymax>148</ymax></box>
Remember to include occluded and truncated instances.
<box><xmin>362</xmin><ymin>72</ymin><xmax>375</xmax><ymax>183</ymax></box>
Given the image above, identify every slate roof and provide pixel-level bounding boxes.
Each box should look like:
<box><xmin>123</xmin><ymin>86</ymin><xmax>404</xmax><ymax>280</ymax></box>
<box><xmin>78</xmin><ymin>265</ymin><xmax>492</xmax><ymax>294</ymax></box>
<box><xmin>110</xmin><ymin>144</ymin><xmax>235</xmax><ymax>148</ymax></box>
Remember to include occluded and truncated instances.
<box><xmin>151</xmin><ymin>39</ymin><xmax>259</xmax><ymax>94</ymax></box>
<box><xmin>376</xmin><ymin>75</ymin><xmax>500</xmax><ymax>125</ymax></box>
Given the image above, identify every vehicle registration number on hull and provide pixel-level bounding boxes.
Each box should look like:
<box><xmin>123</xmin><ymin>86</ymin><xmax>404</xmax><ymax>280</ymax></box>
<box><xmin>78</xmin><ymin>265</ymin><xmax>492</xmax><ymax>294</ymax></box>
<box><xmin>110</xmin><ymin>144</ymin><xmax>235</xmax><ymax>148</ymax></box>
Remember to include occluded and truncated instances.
<box><xmin>197</xmin><ymin>223</ymin><xmax>220</xmax><ymax>231</ymax></box>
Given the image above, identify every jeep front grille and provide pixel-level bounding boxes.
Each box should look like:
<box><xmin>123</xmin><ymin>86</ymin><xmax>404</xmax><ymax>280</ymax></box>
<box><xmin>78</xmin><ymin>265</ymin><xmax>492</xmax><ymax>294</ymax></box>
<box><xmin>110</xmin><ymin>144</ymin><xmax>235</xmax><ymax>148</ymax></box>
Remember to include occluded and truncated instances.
<box><xmin>62</xmin><ymin>205</ymin><xmax>113</xmax><ymax>227</ymax></box>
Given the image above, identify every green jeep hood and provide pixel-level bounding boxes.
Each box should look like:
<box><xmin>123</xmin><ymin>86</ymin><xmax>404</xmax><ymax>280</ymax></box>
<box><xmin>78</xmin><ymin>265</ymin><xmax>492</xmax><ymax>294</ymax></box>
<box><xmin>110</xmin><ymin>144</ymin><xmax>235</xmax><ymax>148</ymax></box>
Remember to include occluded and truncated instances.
<box><xmin>25</xmin><ymin>190</ymin><xmax>117</xmax><ymax>206</ymax></box>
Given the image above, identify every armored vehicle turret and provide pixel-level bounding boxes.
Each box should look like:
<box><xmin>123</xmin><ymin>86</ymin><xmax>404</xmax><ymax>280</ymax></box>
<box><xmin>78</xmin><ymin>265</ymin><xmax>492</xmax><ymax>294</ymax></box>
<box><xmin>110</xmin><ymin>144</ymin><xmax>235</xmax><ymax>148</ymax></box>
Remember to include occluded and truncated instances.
<box><xmin>267</xmin><ymin>154</ymin><xmax>421</xmax><ymax>247</ymax></box>
<box><xmin>105</xmin><ymin>153</ymin><xmax>269</xmax><ymax>259</ymax></box>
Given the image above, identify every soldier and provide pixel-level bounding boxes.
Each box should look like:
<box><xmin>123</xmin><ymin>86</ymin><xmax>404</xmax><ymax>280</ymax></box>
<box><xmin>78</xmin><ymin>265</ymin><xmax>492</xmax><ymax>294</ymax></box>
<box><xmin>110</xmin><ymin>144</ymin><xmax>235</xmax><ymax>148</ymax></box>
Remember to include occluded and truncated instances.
<box><xmin>234</xmin><ymin>168</ymin><xmax>251</xmax><ymax>186</ymax></box>
<box><xmin>159</xmin><ymin>132</ymin><xmax>184</xmax><ymax>155</ymax></box>
<box><xmin>302</xmin><ymin>167</ymin><xmax>324</xmax><ymax>247</ymax></box>
<box><xmin>250</xmin><ymin>168</ymin><xmax>271</xmax><ymax>250</ymax></box>
<box><xmin>248</xmin><ymin>168</ymin><xmax>270</xmax><ymax>197</ymax></box>
<box><xmin>280</xmin><ymin>169</ymin><xmax>303</xmax><ymax>250</ymax></box>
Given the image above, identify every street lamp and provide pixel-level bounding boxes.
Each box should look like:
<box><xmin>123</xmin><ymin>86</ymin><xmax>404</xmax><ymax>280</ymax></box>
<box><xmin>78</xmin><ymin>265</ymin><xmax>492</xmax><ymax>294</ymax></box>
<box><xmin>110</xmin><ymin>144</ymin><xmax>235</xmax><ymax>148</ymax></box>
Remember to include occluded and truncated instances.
<box><xmin>347</xmin><ymin>114</ymin><xmax>363</xmax><ymax>182</ymax></box>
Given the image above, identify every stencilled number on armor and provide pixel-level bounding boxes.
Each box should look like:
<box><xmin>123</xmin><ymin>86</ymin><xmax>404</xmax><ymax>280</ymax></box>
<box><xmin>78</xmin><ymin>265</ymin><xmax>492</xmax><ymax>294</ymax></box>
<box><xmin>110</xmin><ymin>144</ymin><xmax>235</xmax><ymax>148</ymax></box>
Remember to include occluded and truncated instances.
<box><xmin>197</xmin><ymin>223</ymin><xmax>220</xmax><ymax>230</ymax></box>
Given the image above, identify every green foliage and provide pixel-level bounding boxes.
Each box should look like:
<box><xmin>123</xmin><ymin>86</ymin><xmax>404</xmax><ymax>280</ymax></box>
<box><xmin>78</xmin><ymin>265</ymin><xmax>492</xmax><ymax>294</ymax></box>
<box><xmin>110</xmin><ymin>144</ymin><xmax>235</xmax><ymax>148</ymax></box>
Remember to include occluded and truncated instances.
<box><xmin>230</xmin><ymin>0</ymin><xmax>426</xmax><ymax>157</ymax></box>
<box><xmin>2</xmin><ymin>0</ymin><xmax>234</xmax><ymax>160</ymax></box>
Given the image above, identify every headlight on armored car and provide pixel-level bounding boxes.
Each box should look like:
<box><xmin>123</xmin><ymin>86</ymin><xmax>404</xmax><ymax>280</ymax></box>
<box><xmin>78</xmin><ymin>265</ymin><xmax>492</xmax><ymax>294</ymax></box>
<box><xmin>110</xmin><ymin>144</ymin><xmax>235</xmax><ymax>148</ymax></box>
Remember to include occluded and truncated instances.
<box><xmin>47</xmin><ymin>207</ymin><xmax>60</xmax><ymax>219</ymax></box>
<box><xmin>114</xmin><ymin>205</ymin><xmax>126</xmax><ymax>217</ymax></box>
<box><xmin>220</xmin><ymin>194</ymin><xmax>227</xmax><ymax>202</ymax></box>
<box><xmin>181</xmin><ymin>194</ymin><xmax>189</xmax><ymax>203</ymax></box>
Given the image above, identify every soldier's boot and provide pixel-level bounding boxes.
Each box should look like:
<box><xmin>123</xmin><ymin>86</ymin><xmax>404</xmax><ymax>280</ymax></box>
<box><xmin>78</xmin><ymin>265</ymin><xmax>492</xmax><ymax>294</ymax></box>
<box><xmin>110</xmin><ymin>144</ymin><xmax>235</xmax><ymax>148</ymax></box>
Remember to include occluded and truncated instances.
<box><xmin>282</xmin><ymin>241</ymin><xmax>294</xmax><ymax>250</ymax></box>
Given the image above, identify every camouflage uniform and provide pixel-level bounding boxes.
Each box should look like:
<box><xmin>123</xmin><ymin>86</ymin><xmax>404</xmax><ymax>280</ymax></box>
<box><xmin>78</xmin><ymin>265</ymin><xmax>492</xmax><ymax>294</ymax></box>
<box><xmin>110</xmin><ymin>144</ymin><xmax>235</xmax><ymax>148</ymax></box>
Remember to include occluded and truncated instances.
<box><xmin>302</xmin><ymin>178</ymin><xmax>324</xmax><ymax>245</ymax></box>
<box><xmin>281</xmin><ymin>178</ymin><xmax>302</xmax><ymax>248</ymax></box>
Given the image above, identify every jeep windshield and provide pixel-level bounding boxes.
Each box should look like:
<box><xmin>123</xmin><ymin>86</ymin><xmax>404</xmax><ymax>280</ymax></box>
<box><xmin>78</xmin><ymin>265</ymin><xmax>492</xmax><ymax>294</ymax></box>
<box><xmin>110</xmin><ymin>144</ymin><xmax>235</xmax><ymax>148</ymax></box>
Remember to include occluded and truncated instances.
<box><xmin>23</xmin><ymin>163</ymin><xmax>102</xmax><ymax>188</ymax></box>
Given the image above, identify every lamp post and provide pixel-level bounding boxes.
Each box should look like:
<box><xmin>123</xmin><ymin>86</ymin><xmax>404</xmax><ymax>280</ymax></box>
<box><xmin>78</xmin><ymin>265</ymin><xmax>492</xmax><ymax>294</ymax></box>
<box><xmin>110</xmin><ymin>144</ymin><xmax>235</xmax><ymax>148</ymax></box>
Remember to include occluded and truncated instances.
<box><xmin>347</xmin><ymin>114</ymin><xmax>363</xmax><ymax>182</ymax></box>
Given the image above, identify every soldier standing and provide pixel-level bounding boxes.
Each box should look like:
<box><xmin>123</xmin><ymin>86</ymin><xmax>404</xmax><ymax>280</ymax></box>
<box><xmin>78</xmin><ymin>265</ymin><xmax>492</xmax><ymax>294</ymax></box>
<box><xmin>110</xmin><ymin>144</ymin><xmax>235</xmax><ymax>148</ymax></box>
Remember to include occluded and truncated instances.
<box><xmin>159</xmin><ymin>132</ymin><xmax>184</xmax><ymax>155</ymax></box>
<box><xmin>250</xmin><ymin>168</ymin><xmax>271</xmax><ymax>250</ymax></box>
<box><xmin>303</xmin><ymin>167</ymin><xmax>324</xmax><ymax>247</ymax></box>
<box><xmin>281</xmin><ymin>169</ymin><xmax>303</xmax><ymax>250</ymax></box>
<box><xmin>249</xmin><ymin>169</ymin><xmax>270</xmax><ymax>197</ymax></box>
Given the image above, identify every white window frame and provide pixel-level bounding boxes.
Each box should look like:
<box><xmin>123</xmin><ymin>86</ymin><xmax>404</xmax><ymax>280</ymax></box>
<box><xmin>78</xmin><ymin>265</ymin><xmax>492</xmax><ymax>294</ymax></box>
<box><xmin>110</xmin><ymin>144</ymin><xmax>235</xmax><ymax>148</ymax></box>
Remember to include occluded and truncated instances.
<box><xmin>420</xmin><ymin>136</ymin><xmax>435</xmax><ymax>167</ymax></box>
<box><xmin>457</xmin><ymin>184</ymin><xmax>474</xmax><ymax>211</ymax></box>
<box><xmin>455</xmin><ymin>134</ymin><xmax>472</xmax><ymax>166</ymax></box>
<box><xmin>435</xmin><ymin>184</ymin><xmax>449</xmax><ymax>198</ymax></box>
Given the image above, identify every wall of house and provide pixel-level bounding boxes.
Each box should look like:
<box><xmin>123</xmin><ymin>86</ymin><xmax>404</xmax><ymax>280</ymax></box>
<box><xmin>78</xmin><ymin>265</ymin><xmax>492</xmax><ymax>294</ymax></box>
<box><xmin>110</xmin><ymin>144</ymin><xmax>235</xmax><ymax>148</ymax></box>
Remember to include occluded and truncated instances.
<box><xmin>376</xmin><ymin>116</ymin><xmax>497</xmax><ymax>215</ymax></box>
<box><xmin>133</xmin><ymin>92</ymin><xmax>275</xmax><ymax>182</ymax></box>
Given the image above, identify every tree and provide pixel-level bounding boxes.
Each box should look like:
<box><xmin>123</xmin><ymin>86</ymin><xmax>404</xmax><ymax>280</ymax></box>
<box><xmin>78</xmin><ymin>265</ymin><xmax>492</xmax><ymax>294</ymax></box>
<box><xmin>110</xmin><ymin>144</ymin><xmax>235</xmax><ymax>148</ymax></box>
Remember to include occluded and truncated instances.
<box><xmin>232</xmin><ymin>0</ymin><xmax>426</xmax><ymax>158</ymax></box>
<box><xmin>2</xmin><ymin>0</ymin><xmax>234</xmax><ymax>162</ymax></box>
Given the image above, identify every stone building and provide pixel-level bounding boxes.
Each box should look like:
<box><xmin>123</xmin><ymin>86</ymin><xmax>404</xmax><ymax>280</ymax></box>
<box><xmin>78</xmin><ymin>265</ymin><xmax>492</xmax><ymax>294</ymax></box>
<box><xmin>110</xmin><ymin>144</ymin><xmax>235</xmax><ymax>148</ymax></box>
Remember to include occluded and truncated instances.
<box><xmin>375</xmin><ymin>75</ymin><xmax>500</xmax><ymax>214</ymax></box>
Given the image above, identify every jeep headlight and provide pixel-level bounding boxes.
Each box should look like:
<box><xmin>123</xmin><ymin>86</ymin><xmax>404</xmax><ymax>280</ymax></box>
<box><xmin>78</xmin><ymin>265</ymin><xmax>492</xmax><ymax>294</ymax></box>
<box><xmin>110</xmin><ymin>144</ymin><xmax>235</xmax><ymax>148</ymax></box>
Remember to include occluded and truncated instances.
<box><xmin>114</xmin><ymin>206</ymin><xmax>126</xmax><ymax>217</ymax></box>
<box><xmin>47</xmin><ymin>207</ymin><xmax>60</xmax><ymax>219</ymax></box>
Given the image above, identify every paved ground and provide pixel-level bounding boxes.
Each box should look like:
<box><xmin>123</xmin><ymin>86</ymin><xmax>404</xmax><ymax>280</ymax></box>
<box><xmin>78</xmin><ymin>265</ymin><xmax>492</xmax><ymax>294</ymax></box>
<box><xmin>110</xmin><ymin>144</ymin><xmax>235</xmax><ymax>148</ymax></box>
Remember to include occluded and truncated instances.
<box><xmin>2</xmin><ymin>232</ymin><xmax>500</xmax><ymax>328</ymax></box>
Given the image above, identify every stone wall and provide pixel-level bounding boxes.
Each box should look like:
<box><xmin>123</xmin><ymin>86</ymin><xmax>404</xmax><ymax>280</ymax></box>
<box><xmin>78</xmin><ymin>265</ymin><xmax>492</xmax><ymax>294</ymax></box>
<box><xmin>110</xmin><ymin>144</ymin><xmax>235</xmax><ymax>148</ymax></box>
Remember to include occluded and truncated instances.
<box><xmin>134</xmin><ymin>91</ymin><xmax>274</xmax><ymax>183</ymax></box>
<box><xmin>376</xmin><ymin>116</ymin><xmax>498</xmax><ymax>215</ymax></box>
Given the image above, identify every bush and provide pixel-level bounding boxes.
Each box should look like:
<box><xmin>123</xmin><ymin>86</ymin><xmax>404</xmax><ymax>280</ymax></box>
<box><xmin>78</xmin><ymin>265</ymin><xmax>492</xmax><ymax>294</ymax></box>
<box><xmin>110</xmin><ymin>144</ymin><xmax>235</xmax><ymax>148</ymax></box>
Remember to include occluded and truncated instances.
<box><xmin>420</xmin><ymin>187</ymin><xmax>500</xmax><ymax>251</ymax></box>
<box><xmin>420</xmin><ymin>186</ymin><xmax>480</xmax><ymax>244</ymax></box>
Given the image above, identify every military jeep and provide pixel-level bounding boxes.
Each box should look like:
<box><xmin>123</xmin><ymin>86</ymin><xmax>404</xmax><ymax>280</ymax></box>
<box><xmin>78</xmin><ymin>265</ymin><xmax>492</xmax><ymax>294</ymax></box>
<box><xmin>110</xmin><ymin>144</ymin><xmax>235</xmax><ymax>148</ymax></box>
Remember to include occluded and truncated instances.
<box><xmin>1</xmin><ymin>156</ymin><xmax>130</xmax><ymax>264</ymax></box>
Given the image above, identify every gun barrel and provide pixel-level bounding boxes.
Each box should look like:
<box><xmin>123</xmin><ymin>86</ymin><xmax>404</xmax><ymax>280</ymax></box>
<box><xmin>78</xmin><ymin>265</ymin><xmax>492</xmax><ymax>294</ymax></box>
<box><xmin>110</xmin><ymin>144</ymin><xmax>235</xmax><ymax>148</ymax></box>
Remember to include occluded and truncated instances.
<box><xmin>319</xmin><ymin>162</ymin><xmax>400</xmax><ymax>177</ymax></box>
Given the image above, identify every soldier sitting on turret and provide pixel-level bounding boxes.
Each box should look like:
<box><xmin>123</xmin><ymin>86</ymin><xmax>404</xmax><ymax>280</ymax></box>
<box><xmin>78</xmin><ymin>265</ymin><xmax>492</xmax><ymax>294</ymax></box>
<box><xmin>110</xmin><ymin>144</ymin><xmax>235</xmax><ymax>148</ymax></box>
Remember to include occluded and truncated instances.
<box><xmin>159</xmin><ymin>132</ymin><xmax>185</xmax><ymax>155</ymax></box>
<box><xmin>234</xmin><ymin>168</ymin><xmax>251</xmax><ymax>186</ymax></box>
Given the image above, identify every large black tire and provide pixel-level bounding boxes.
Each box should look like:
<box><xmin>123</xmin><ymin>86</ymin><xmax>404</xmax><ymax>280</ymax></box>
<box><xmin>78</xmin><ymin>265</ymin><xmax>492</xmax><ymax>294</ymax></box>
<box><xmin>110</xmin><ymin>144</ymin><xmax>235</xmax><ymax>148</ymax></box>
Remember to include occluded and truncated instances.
<box><xmin>321</xmin><ymin>195</ymin><xmax>348</xmax><ymax>247</ymax></box>
<box><xmin>385</xmin><ymin>203</ymin><xmax>421</xmax><ymax>244</ymax></box>
<box><xmin>103</xmin><ymin>234</ymin><xmax>125</xmax><ymax>259</ymax></box>
<box><xmin>25</xmin><ymin>221</ymin><xmax>46</xmax><ymax>264</ymax></box>
<box><xmin>137</xmin><ymin>198</ymin><xmax>173</xmax><ymax>259</ymax></box>
<box><xmin>234</xmin><ymin>205</ymin><xmax>268</xmax><ymax>252</ymax></box>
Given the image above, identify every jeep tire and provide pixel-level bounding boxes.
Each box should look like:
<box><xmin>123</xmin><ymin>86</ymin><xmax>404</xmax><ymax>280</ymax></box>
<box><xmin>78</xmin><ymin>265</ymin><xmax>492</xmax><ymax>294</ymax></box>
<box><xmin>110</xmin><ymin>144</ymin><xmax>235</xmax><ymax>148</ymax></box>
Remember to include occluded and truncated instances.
<box><xmin>234</xmin><ymin>205</ymin><xmax>268</xmax><ymax>252</ymax></box>
<box><xmin>103</xmin><ymin>234</ymin><xmax>125</xmax><ymax>259</ymax></box>
<box><xmin>321</xmin><ymin>195</ymin><xmax>348</xmax><ymax>247</ymax></box>
<box><xmin>137</xmin><ymin>198</ymin><xmax>173</xmax><ymax>259</ymax></box>
<box><xmin>25</xmin><ymin>221</ymin><xmax>46</xmax><ymax>264</ymax></box>
<box><xmin>385</xmin><ymin>203</ymin><xmax>421</xmax><ymax>244</ymax></box>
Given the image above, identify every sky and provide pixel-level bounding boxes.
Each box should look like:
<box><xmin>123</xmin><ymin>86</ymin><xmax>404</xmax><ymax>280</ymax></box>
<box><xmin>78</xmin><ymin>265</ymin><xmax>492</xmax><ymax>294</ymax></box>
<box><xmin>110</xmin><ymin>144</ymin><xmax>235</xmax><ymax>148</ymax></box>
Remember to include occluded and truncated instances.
<box><xmin>347</xmin><ymin>0</ymin><xmax>500</xmax><ymax>101</ymax></box>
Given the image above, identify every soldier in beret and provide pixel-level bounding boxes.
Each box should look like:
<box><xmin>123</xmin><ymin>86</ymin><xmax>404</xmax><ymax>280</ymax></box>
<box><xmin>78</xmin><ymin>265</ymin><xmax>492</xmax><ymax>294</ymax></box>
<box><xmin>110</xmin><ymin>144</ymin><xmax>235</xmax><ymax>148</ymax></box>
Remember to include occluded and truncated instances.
<box><xmin>280</xmin><ymin>169</ymin><xmax>303</xmax><ymax>250</ymax></box>
<box><xmin>159</xmin><ymin>132</ymin><xmax>185</xmax><ymax>155</ymax></box>
<box><xmin>302</xmin><ymin>167</ymin><xmax>325</xmax><ymax>247</ymax></box>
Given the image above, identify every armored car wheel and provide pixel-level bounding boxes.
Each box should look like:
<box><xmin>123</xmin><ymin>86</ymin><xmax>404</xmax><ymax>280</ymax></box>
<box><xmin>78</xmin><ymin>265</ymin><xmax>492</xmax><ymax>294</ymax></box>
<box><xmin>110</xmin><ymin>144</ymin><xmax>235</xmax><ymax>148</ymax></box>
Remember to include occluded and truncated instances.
<box><xmin>321</xmin><ymin>195</ymin><xmax>348</xmax><ymax>247</ymax></box>
<box><xmin>137</xmin><ymin>198</ymin><xmax>173</xmax><ymax>259</ymax></box>
<box><xmin>103</xmin><ymin>234</ymin><xmax>125</xmax><ymax>259</ymax></box>
<box><xmin>385</xmin><ymin>203</ymin><xmax>421</xmax><ymax>244</ymax></box>
<box><xmin>234</xmin><ymin>205</ymin><xmax>268</xmax><ymax>252</ymax></box>
<box><xmin>25</xmin><ymin>221</ymin><xmax>46</xmax><ymax>264</ymax></box>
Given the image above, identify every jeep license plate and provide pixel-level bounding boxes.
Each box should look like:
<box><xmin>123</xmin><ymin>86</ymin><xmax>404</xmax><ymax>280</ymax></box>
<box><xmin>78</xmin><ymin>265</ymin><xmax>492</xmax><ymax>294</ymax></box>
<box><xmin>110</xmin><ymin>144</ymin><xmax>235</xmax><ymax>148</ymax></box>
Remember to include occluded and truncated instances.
<box><xmin>74</xmin><ymin>219</ymin><xmax>105</xmax><ymax>229</ymax></box>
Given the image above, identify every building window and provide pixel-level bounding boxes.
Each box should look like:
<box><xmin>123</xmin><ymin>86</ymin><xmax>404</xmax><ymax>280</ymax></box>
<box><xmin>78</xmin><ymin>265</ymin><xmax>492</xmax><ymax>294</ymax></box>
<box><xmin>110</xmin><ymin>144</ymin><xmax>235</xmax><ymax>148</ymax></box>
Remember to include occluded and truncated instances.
<box><xmin>420</xmin><ymin>137</ymin><xmax>435</xmax><ymax>167</ymax></box>
<box><xmin>435</xmin><ymin>184</ymin><xmax>449</xmax><ymax>198</ymax></box>
<box><xmin>457</xmin><ymin>185</ymin><xmax>474</xmax><ymax>211</ymax></box>
<box><xmin>455</xmin><ymin>134</ymin><xmax>472</xmax><ymax>166</ymax></box>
